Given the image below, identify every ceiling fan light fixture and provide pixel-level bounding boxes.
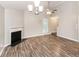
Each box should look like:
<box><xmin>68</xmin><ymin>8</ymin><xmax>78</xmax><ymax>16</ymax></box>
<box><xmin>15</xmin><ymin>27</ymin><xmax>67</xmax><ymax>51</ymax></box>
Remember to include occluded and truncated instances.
<box><xmin>46</xmin><ymin>9</ymin><xmax>52</xmax><ymax>15</ymax></box>
<box><xmin>46</xmin><ymin>10</ymin><xmax>52</xmax><ymax>15</ymax></box>
<box><xmin>39</xmin><ymin>6</ymin><xmax>43</xmax><ymax>12</ymax></box>
<box><xmin>27</xmin><ymin>1</ymin><xmax>44</xmax><ymax>15</ymax></box>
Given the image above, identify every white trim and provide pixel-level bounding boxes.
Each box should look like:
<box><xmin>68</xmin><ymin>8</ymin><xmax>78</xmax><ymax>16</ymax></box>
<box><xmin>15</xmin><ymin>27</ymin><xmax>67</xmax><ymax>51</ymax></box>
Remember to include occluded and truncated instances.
<box><xmin>23</xmin><ymin>33</ymin><xmax>51</xmax><ymax>39</ymax></box>
<box><xmin>0</xmin><ymin>43</ymin><xmax>10</xmax><ymax>56</ymax></box>
<box><xmin>57</xmin><ymin>35</ymin><xmax>79</xmax><ymax>42</ymax></box>
<box><xmin>0</xmin><ymin>47</ymin><xmax>5</xmax><ymax>56</ymax></box>
<box><xmin>4</xmin><ymin>43</ymin><xmax>10</xmax><ymax>48</ymax></box>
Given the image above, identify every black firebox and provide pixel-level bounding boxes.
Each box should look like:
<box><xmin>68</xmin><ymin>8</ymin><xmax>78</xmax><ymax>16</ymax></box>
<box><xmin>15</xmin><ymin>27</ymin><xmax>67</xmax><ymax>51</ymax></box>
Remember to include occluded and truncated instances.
<box><xmin>11</xmin><ymin>31</ymin><xmax>21</xmax><ymax>46</ymax></box>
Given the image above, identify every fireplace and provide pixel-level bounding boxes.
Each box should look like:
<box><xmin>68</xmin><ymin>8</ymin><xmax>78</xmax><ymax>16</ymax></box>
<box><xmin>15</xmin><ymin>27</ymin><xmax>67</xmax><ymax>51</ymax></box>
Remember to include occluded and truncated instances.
<box><xmin>11</xmin><ymin>31</ymin><xmax>21</xmax><ymax>46</ymax></box>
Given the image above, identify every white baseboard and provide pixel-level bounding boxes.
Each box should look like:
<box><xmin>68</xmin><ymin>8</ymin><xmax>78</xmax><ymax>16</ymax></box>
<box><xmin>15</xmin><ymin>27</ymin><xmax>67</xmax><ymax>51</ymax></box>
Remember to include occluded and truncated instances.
<box><xmin>57</xmin><ymin>35</ymin><xmax>79</xmax><ymax>42</ymax></box>
<box><xmin>23</xmin><ymin>33</ymin><xmax>51</xmax><ymax>39</ymax></box>
<box><xmin>0</xmin><ymin>47</ymin><xmax>5</xmax><ymax>56</ymax></box>
<box><xmin>0</xmin><ymin>43</ymin><xmax>10</xmax><ymax>56</ymax></box>
<box><xmin>4</xmin><ymin>43</ymin><xmax>10</xmax><ymax>48</ymax></box>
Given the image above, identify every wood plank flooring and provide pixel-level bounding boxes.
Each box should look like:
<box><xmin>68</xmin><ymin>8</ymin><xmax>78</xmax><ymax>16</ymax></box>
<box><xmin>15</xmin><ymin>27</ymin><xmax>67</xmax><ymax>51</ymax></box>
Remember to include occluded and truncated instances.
<box><xmin>1</xmin><ymin>34</ymin><xmax>79</xmax><ymax>57</ymax></box>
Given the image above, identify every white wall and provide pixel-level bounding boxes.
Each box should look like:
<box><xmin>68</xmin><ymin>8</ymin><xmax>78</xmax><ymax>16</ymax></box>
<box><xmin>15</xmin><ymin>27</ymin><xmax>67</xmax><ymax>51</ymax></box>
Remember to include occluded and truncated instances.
<box><xmin>24</xmin><ymin>11</ymin><xmax>49</xmax><ymax>38</ymax></box>
<box><xmin>0</xmin><ymin>5</ymin><xmax>4</xmax><ymax>47</ymax></box>
<box><xmin>57</xmin><ymin>2</ymin><xmax>77</xmax><ymax>41</ymax></box>
<box><xmin>4</xmin><ymin>8</ymin><xmax>24</xmax><ymax>45</ymax></box>
<box><xmin>77</xmin><ymin>2</ymin><xmax>79</xmax><ymax>40</ymax></box>
<box><xmin>48</xmin><ymin>16</ymin><xmax>59</xmax><ymax>33</ymax></box>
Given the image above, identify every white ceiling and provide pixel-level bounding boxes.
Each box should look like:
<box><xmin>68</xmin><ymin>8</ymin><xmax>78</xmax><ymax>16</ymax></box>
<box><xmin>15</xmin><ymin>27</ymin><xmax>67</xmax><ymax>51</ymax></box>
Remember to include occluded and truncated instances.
<box><xmin>0</xmin><ymin>1</ymin><xmax>64</xmax><ymax>11</ymax></box>
<box><xmin>48</xmin><ymin>1</ymin><xmax>64</xmax><ymax>10</ymax></box>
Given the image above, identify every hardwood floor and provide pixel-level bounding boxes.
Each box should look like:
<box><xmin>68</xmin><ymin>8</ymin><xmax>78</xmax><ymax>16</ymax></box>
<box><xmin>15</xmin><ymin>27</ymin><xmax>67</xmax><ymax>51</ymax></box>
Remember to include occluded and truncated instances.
<box><xmin>1</xmin><ymin>34</ymin><xmax>79</xmax><ymax>57</ymax></box>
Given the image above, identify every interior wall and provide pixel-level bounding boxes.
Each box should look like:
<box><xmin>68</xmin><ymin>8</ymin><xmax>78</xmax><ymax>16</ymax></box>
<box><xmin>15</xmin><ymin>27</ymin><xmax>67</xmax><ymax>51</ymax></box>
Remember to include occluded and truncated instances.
<box><xmin>57</xmin><ymin>2</ymin><xmax>77</xmax><ymax>41</ymax></box>
<box><xmin>77</xmin><ymin>2</ymin><xmax>79</xmax><ymax>40</ymax></box>
<box><xmin>48</xmin><ymin>16</ymin><xmax>59</xmax><ymax>33</ymax></box>
<box><xmin>4</xmin><ymin>8</ymin><xmax>24</xmax><ymax>45</ymax></box>
<box><xmin>24</xmin><ymin>11</ymin><xmax>49</xmax><ymax>38</ymax></box>
<box><xmin>0</xmin><ymin>5</ymin><xmax>4</xmax><ymax>47</ymax></box>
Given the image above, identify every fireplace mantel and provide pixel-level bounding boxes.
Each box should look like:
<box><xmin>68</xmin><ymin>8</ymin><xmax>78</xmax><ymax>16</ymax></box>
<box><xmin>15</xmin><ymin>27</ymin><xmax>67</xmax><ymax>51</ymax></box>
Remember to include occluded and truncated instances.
<box><xmin>9</xmin><ymin>27</ymin><xmax>24</xmax><ymax>33</ymax></box>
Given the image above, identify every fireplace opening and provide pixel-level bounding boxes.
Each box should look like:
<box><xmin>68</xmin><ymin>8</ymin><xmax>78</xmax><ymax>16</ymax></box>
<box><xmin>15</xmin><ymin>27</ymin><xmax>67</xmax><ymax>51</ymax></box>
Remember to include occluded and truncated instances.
<box><xmin>11</xmin><ymin>31</ymin><xmax>21</xmax><ymax>46</ymax></box>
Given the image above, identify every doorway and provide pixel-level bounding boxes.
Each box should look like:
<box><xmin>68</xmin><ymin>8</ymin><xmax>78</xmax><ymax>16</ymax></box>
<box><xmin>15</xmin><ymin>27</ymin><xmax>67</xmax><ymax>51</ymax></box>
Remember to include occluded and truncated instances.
<box><xmin>48</xmin><ymin>16</ymin><xmax>59</xmax><ymax>36</ymax></box>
